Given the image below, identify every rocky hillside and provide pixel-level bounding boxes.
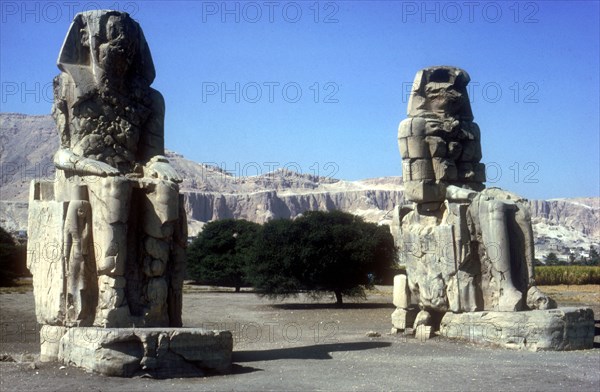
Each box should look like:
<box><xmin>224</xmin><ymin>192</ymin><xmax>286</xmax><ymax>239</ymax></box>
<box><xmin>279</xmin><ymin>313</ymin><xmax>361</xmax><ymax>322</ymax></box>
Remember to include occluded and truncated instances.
<box><xmin>1</xmin><ymin>113</ymin><xmax>598</xmax><ymax>260</ymax></box>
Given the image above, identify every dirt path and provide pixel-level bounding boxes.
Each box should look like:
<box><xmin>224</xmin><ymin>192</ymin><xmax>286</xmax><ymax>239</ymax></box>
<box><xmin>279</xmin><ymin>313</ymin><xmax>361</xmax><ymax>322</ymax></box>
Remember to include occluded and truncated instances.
<box><xmin>1</xmin><ymin>286</ymin><xmax>598</xmax><ymax>391</ymax></box>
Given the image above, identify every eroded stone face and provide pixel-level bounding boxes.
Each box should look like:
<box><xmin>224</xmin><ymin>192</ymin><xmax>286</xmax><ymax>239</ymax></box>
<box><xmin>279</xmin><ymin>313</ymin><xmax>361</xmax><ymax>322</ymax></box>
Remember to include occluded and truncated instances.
<box><xmin>392</xmin><ymin>67</ymin><xmax>562</xmax><ymax>337</ymax></box>
<box><xmin>28</xmin><ymin>10</ymin><xmax>186</xmax><ymax>330</ymax></box>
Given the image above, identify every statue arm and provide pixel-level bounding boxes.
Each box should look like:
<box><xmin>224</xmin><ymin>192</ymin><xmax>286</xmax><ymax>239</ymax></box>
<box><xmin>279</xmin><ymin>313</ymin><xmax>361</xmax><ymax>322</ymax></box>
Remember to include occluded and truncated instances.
<box><xmin>54</xmin><ymin>149</ymin><xmax>120</xmax><ymax>176</ymax></box>
<box><xmin>445</xmin><ymin>185</ymin><xmax>477</xmax><ymax>201</ymax></box>
<box><xmin>144</xmin><ymin>156</ymin><xmax>183</xmax><ymax>183</ymax></box>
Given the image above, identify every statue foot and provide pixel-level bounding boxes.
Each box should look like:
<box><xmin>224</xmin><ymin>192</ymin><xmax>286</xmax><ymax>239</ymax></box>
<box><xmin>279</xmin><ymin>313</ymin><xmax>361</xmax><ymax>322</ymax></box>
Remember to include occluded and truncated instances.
<box><xmin>498</xmin><ymin>287</ymin><xmax>523</xmax><ymax>311</ymax></box>
<box><xmin>414</xmin><ymin>309</ymin><xmax>432</xmax><ymax>328</ymax></box>
<box><xmin>526</xmin><ymin>286</ymin><xmax>557</xmax><ymax>310</ymax></box>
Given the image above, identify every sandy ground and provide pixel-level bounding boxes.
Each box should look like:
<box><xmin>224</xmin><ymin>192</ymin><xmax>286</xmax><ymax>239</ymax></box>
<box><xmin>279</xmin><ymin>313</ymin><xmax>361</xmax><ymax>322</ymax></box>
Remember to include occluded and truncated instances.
<box><xmin>0</xmin><ymin>285</ymin><xmax>599</xmax><ymax>391</ymax></box>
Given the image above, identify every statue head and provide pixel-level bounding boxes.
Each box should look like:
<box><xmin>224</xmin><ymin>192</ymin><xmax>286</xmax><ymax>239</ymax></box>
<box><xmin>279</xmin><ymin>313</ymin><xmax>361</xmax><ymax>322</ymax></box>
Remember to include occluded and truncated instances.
<box><xmin>399</xmin><ymin>66</ymin><xmax>485</xmax><ymax>207</ymax></box>
<box><xmin>57</xmin><ymin>10</ymin><xmax>155</xmax><ymax>93</ymax></box>
<box><xmin>76</xmin><ymin>206</ymin><xmax>87</xmax><ymax>218</ymax></box>
<box><xmin>98</xmin><ymin>14</ymin><xmax>138</xmax><ymax>77</ymax></box>
<box><xmin>53</xmin><ymin>11</ymin><xmax>163</xmax><ymax>173</ymax></box>
<box><xmin>407</xmin><ymin>66</ymin><xmax>473</xmax><ymax>121</ymax></box>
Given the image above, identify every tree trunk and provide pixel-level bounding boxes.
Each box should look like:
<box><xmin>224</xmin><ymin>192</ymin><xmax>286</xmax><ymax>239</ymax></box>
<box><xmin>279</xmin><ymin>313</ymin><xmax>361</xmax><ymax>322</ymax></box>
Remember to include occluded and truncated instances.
<box><xmin>334</xmin><ymin>290</ymin><xmax>343</xmax><ymax>306</ymax></box>
<box><xmin>235</xmin><ymin>286</ymin><xmax>241</xmax><ymax>293</ymax></box>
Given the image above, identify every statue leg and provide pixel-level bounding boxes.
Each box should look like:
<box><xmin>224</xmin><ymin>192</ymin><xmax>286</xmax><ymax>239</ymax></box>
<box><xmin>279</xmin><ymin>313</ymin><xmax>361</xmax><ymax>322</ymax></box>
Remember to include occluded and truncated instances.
<box><xmin>515</xmin><ymin>202</ymin><xmax>556</xmax><ymax>310</ymax></box>
<box><xmin>65</xmin><ymin>253</ymin><xmax>77</xmax><ymax>324</ymax></box>
<box><xmin>87</xmin><ymin>176</ymin><xmax>132</xmax><ymax>327</ymax></box>
<box><xmin>140</xmin><ymin>180</ymin><xmax>180</xmax><ymax>327</ymax></box>
<box><xmin>478</xmin><ymin>199</ymin><xmax>523</xmax><ymax>311</ymax></box>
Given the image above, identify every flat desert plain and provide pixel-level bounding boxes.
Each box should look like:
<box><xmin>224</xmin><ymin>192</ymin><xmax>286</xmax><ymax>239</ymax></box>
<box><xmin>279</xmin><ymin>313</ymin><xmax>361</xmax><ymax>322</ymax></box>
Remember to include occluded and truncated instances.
<box><xmin>1</xmin><ymin>284</ymin><xmax>598</xmax><ymax>391</ymax></box>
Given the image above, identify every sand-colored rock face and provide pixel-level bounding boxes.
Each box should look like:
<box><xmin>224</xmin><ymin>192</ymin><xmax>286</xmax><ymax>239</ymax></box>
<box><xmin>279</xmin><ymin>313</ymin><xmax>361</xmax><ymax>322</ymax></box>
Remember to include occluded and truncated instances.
<box><xmin>1</xmin><ymin>113</ymin><xmax>597</xmax><ymax>257</ymax></box>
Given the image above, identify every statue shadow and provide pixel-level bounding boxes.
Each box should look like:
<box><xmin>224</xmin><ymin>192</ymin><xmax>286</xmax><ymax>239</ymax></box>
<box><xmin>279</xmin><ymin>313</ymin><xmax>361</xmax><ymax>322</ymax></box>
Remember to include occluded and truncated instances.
<box><xmin>233</xmin><ymin>341</ymin><xmax>391</xmax><ymax>364</ymax></box>
<box><xmin>270</xmin><ymin>303</ymin><xmax>395</xmax><ymax>310</ymax></box>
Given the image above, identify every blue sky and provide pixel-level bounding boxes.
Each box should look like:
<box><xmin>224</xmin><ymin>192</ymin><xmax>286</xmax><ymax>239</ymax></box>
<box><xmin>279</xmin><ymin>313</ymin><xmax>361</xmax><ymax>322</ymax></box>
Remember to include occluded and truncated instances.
<box><xmin>1</xmin><ymin>0</ymin><xmax>599</xmax><ymax>200</ymax></box>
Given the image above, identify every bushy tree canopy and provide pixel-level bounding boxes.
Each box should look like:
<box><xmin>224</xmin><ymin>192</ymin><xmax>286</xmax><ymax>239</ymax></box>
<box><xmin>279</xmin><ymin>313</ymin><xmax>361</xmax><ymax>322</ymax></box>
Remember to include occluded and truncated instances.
<box><xmin>187</xmin><ymin>219</ymin><xmax>261</xmax><ymax>292</ymax></box>
<box><xmin>248</xmin><ymin>211</ymin><xmax>397</xmax><ymax>305</ymax></box>
<box><xmin>544</xmin><ymin>252</ymin><xmax>560</xmax><ymax>265</ymax></box>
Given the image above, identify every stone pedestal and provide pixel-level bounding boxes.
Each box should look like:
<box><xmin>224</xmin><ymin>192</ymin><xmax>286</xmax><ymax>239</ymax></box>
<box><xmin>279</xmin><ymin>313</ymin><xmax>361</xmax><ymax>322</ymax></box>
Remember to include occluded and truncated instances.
<box><xmin>440</xmin><ymin>307</ymin><xmax>595</xmax><ymax>351</ymax></box>
<box><xmin>40</xmin><ymin>326</ymin><xmax>232</xmax><ymax>377</ymax></box>
<box><xmin>391</xmin><ymin>308</ymin><xmax>419</xmax><ymax>331</ymax></box>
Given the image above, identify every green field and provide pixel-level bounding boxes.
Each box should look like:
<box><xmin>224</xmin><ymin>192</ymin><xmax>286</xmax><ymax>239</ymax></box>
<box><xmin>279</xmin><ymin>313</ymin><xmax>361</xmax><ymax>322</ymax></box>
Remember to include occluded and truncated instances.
<box><xmin>535</xmin><ymin>266</ymin><xmax>600</xmax><ymax>285</ymax></box>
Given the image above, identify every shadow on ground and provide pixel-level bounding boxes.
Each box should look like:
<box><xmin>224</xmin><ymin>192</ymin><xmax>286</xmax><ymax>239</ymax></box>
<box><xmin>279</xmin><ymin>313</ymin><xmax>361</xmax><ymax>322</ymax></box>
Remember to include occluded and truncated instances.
<box><xmin>269</xmin><ymin>303</ymin><xmax>395</xmax><ymax>310</ymax></box>
<box><xmin>233</xmin><ymin>341</ymin><xmax>391</xmax><ymax>363</ymax></box>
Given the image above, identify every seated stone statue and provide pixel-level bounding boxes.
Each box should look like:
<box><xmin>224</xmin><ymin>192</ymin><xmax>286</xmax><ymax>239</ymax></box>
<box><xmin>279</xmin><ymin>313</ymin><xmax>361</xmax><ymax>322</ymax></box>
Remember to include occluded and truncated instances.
<box><xmin>28</xmin><ymin>10</ymin><xmax>186</xmax><ymax>329</ymax></box>
<box><xmin>391</xmin><ymin>67</ymin><xmax>554</xmax><ymax>331</ymax></box>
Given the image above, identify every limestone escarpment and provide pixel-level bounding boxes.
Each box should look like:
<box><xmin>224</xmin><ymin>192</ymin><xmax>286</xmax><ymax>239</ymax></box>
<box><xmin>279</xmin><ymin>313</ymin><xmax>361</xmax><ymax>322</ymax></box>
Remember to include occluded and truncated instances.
<box><xmin>1</xmin><ymin>113</ymin><xmax>597</xmax><ymax>256</ymax></box>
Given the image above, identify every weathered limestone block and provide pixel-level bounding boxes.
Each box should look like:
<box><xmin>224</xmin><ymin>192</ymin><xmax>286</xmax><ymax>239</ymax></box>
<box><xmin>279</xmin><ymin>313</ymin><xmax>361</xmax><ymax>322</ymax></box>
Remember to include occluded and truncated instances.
<box><xmin>426</xmin><ymin>136</ymin><xmax>447</xmax><ymax>157</ymax></box>
<box><xmin>415</xmin><ymin>325</ymin><xmax>434</xmax><ymax>341</ymax></box>
<box><xmin>432</xmin><ymin>158</ymin><xmax>457</xmax><ymax>181</ymax></box>
<box><xmin>447</xmin><ymin>272</ymin><xmax>479</xmax><ymax>312</ymax></box>
<box><xmin>398</xmin><ymin>117</ymin><xmax>427</xmax><ymax>138</ymax></box>
<box><xmin>457</xmin><ymin>162</ymin><xmax>475</xmax><ymax>180</ymax></box>
<box><xmin>392</xmin><ymin>274</ymin><xmax>411</xmax><ymax>308</ymax></box>
<box><xmin>53</xmin><ymin>327</ymin><xmax>232</xmax><ymax>377</ymax></box>
<box><xmin>143</xmin><ymin>179</ymin><xmax>180</xmax><ymax>225</ymax></box>
<box><xmin>27</xmin><ymin>185</ymin><xmax>67</xmax><ymax>325</ymax></box>
<box><xmin>402</xmin><ymin>159</ymin><xmax>435</xmax><ymax>181</ymax></box>
<box><xmin>447</xmin><ymin>141</ymin><xmax>462</xmax><ymax>160</ymax></box>
<box><xmin>458</xmin><ymin>140</ymin><xmax>482</xmax><ymax>162</ymax></box>
<box><xmin>414</xmin><ymin>310</ymin><xmax>432</xmax><ymax>328</ymax></box>
<box><xmin>144</xmin><ymin>237</ymin><xmax>169</xmax><ymax>263</ymax></box>
<box><xmin>405</xmin><ymin>137</ymin><xmax>429</xmax><ymax>158</ymax></box>
<box><xmin>391</xmin><ymin>308</ymin><xmax>419</xmax><ymax>330</ymax></box>
<box><xmin>440</xmin><ymin>307</ymin><xmax>595</xmax><ymax>351</ymax></box>
<box><xmin>403</xmin><ymin>181</ymin><xmax>445</xmax><ymax>204</ymax></box>
<box><xmin>398</xmin><ymin>138</ymin><xmax>409</xmax><ymax>158</ymax></box>
<box><xmin>95</xmin><ymin>306</ymin><xmax>132</xmax><ymax>328</ymax></box>
<box><xmin>97</xmin><ymin>275</ymin><xmax>127</xmax><ymax>310</ymax></box>
<box><xmin>40</xmin><ymin>325</ymin><xmax>67</xmax><ymax>362</ymax></box>
<box><xmin>473</xmin><ymin>163</ymin><xmax>486</xmax><ymax>183</ymax></box>
<box><xmin>527</xmin><ymin>286</ymin><xmax>557</xmax><ymax>310</ymax></box>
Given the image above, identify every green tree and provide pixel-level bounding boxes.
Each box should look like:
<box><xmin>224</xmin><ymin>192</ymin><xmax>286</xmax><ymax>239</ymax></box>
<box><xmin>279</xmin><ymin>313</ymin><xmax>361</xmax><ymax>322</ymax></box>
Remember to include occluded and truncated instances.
<box><xmin>544</xmin><ymin>252</ymin><xmax>559</xmax><ymax>265</ymax></box>
<box><xmin>587</xmin><ymin>246</ymin><xmax>599</xmax><ymax>266</ymax></box>
<box><xmin>187</xmin><ymin>219</ymin><xmax>261</xmax><ymax>292</ymax></box>
<box><xmin>247</xmin><ymin>218</ymin><xmax>302</xmax><ymax>296</ymax></box>
<box><xmin>248</xmin><ymin>211</ymin><xmax>398</xmax><ymax>306</ymax></box>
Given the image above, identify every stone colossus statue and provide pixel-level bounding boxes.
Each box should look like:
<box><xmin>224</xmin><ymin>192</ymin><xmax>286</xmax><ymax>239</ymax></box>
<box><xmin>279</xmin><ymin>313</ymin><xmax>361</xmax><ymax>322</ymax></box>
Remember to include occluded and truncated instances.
<box><xmin>392</xmin><ymin>66</ymin><xmax>555</xmax><ymax>332</ymax></box>
<box><xmin>28</xmin><ymin>10</ymin><xmax>186</xmax><ymax>329</ymax></box>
